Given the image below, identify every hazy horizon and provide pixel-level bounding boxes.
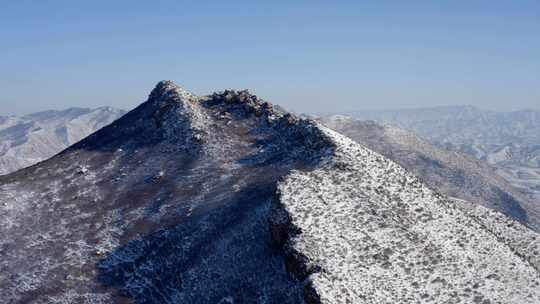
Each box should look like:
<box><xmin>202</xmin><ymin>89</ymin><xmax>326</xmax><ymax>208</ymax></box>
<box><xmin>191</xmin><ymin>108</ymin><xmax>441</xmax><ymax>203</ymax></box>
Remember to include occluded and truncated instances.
<box><xmin>3</xmin><ymin>101</ymin><xmax>540</xmax><ymax>118</ymax></box>
<box><xmin>2</xmin><ymin>1</ymin><xmax>539</xmax><ymax>115</ymax></box>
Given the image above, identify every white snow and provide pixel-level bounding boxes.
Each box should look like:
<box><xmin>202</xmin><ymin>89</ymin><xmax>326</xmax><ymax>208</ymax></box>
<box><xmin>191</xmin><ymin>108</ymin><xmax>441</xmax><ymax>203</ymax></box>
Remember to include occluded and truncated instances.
<box><xmin>276</xmin><ymin>125</ymin><xmax>540</xmax><ymax>303</ymax></box>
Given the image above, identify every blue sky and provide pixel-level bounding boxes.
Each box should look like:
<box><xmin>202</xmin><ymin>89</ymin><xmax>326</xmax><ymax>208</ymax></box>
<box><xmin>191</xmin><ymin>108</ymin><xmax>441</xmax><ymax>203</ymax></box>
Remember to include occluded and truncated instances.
<box><xmin>1</xmin><ymin>1</ymin><xmax>539</xmax><ymax>115</ymax></box>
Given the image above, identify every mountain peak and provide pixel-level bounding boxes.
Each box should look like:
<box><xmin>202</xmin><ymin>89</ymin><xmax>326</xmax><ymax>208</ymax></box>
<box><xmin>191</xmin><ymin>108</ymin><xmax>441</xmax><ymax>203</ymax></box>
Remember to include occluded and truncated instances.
<box><xmin>149</xmin><ymin>80</ymin><xmax>197</xmax><ymax>105</ymax></box>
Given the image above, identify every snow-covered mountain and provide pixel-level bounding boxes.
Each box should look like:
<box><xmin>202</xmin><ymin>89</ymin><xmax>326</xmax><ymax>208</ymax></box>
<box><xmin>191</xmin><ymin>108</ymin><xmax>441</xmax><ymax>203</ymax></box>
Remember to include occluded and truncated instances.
<box><xmin>1</xmin><ymin>82</ymin><xmax>539</xmax><ymax>303</ymax></box>
<box><xmin>319</xmin><ymin>115</ymin><xmax>540</xmax><ymax>231</ymax></box>
<box><xmin>339</xmin><ymin>105</ymin><xmax>540</xmax><ymax>215</ymax></box>
<box><xmin>0</xmin><ymin>107</ymin><xmax>126</xmax><ymax>175</ymax></box>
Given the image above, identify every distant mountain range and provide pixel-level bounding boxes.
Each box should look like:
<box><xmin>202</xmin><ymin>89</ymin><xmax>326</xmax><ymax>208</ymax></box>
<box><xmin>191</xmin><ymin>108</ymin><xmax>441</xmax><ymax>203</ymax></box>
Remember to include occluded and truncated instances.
<box><xmin>343</xmin><ymin>105</ymin><xmax>540</xmax><ymax>146</ymax></box>
<box><xmin>0</xmin><ymin>107</ymin><xmax>126</xmax><ymax>175</ymax></box>
<box><xmin>319</xmin><ymin>115</ymin><xmax>540</xmax><ymax>231</ymax></box>
<box><xmin>332</xmin><ymin>105</ymin><xmax>540</xmax><ymax>206</ymax></box>
<box><xmin>2</xmin><ymin>82</ymin><xmax>538</xmax><ymax>303</ymax></box>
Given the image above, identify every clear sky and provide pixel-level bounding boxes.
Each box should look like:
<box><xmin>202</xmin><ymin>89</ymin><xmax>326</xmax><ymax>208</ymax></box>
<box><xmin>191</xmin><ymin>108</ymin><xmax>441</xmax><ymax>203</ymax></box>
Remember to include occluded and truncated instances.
<box><xmin>1</xmin><ymin>1</ymin><xmax>539</xmax><ymax>115</ymax></box>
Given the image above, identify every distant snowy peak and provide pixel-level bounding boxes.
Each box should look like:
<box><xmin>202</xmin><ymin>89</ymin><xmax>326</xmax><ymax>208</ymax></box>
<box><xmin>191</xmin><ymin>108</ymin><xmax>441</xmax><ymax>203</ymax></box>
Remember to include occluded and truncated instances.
<box><xmin>0</xmin><ymin>106</ymin><xmax>125</xmax><ymax>175</ymax></box>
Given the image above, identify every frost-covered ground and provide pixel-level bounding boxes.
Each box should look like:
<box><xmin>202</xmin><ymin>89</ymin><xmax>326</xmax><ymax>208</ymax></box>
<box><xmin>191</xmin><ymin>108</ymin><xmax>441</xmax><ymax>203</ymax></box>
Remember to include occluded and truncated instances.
<box><xmin>272</xmin><ymin>127</ymin><xmax>540</xmax><ymax>303</ymax></box>
<box><xmin>1</xmin><ymin>82</ymin><xmax>539</xmax><ymax>303</ymax></box>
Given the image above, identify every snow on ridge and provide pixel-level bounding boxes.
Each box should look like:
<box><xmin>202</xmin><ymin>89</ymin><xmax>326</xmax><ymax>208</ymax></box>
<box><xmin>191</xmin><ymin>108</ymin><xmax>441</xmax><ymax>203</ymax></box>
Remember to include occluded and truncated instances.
<box><xmin>272</xmin><ymin>123</ymin><xmax>540</xmax><ymax>304</ymax></box>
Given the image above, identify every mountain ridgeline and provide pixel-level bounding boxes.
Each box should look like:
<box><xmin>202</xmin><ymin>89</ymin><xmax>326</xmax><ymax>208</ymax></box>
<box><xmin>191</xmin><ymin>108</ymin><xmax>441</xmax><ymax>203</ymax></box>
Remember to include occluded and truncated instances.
<box><xmin>339</xmin><ymin>105</ymin><xmax>540</xmax><ymax>216</ymax></box>
<box><xmin>1</xmin><ymin>82</ymin><xmax>539</xmax><ymax>304</ymax></box>
<box><xmin>319</xmin><ymin>115</ymin><xmax>540</xmax><ymax>231</ymax></box>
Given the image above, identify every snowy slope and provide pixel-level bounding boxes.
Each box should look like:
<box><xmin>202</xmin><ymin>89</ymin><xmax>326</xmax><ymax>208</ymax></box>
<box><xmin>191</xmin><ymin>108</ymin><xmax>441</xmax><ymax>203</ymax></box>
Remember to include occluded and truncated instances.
<box><xmin>0</xmin><ymin>107</ymin><xmax>126</xmax><ymax>175</ymax></box>
<box><xmin>319</xmin><ymin>116</ymin><xmax>540</xmax><ymax>231</ymax></box>
<box><xmin>335</xmin><ymin>106</ymin><xmax>540</xmax><ymax>225</ymax></box>
<box><xmin>1</xmin><ymin>82</ymin><xmax>538</xmax><ymax>303</ymax></box>
<box><xmin>271</xmin><ymin>127</ymin><xmax>540</xmax><ymax>303</ymax></box>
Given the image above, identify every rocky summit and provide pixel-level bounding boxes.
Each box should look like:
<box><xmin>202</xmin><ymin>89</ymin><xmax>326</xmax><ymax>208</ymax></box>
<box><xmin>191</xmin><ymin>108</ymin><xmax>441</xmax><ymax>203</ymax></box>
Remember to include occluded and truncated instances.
<box><xmin>1</xmin><ymin>81</ymin><xmax>539</xmax><ymax>304</ymax></box>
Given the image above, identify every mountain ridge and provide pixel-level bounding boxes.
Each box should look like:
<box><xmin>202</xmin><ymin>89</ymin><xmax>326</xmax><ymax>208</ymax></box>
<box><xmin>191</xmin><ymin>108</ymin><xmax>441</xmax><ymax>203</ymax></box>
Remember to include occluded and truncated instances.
<box><xmin>319</xmin><ymin>115</ymin><xmax>540</xmax><ymax>231</ymax></box>
<box><xmin>1</xmin><ymin>82</ymin><xmax>539</xmax><ymax>303</ymax></box>
<box><xmin>323</xmin><ymin>105</ymin><xmax>540</xmax><ymax>227</ymax></box>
